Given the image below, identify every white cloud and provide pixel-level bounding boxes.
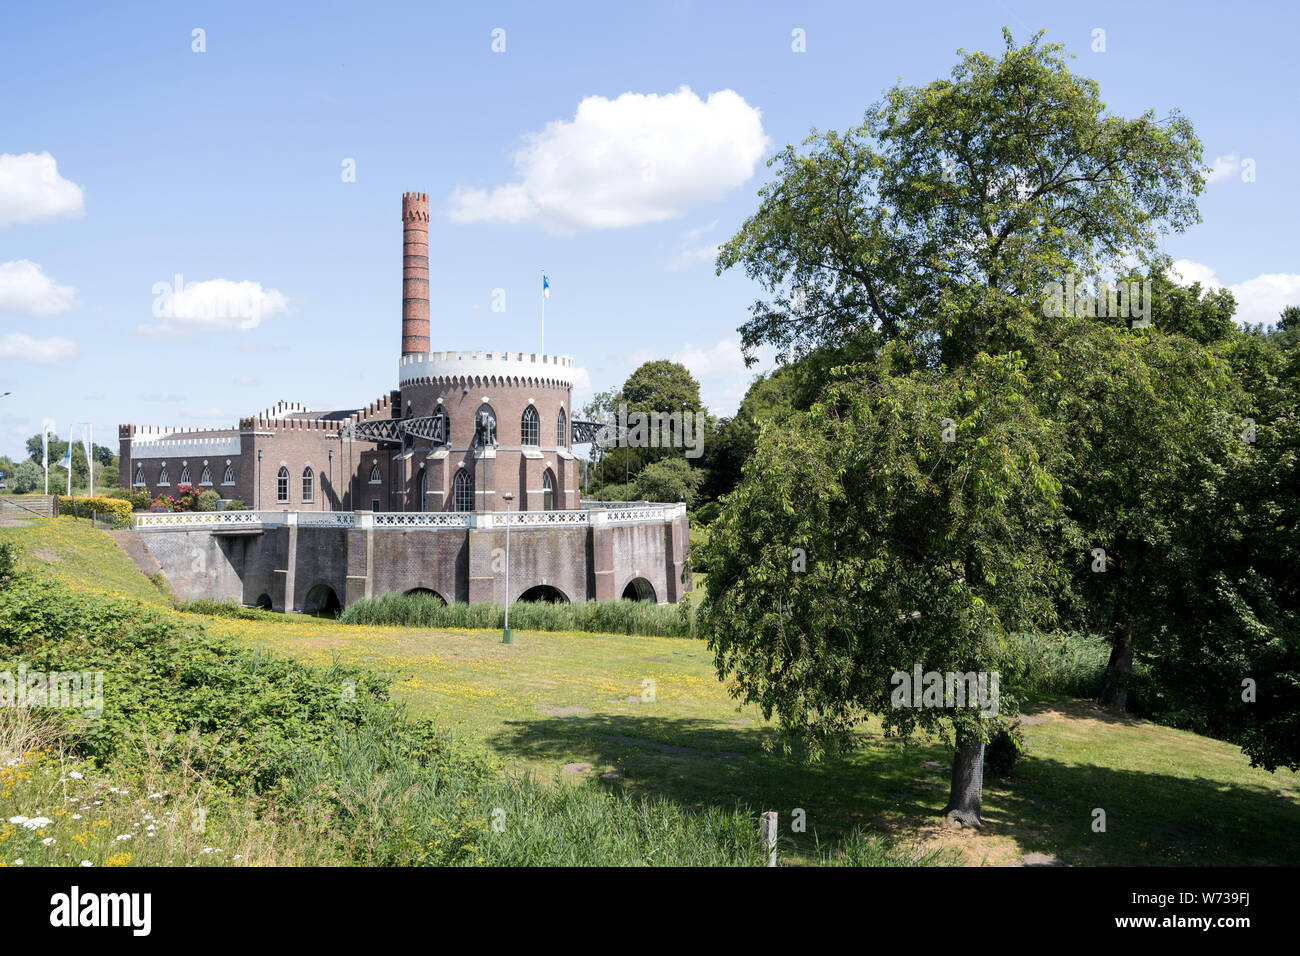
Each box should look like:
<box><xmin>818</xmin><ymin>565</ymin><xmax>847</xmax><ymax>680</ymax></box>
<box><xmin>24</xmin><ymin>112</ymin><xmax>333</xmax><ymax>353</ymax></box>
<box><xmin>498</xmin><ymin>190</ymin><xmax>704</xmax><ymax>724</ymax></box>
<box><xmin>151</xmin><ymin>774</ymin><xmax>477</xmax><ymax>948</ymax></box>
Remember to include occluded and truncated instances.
<box><xmin>139</xmin><ymin>278</ymin><xmax>289</xmax><ymax>336</ymax></box>
<box><xmin>1168</xmin><ymin>259</ymin><xmax>1300</xmax><ymax>327</ymax></box>
<box><xmin>671</xmin><ymin>338</ymin><xmax>775</xmax><ymax>415</ymax></box>
<box><xmin>449</xmin><ymin>87</ymin><xmax>769</xmax><ymax>232</ymax></box>
<box><xmin>1204</xmin><ymin>154</ymin><xmax>1240</xmax><ymax>184</ymax></box>
<box><xmin>670</xmin><ymin>243</ymin><xmax>721</xmax><ymax>270</ymax></box>
<box><xmin>0</xmin><ymin>332</ymin><xmax>78</xmax><ymax>365</ymax></box>
<box><xmin>0</xmin><ymin>260</ymin><xmax>78</xmax><ymax>316</ymax></box>
<box><xmin>0</xmin><ymin>152</ymin><xmax>86</xmax><ymax>225</ymax></box>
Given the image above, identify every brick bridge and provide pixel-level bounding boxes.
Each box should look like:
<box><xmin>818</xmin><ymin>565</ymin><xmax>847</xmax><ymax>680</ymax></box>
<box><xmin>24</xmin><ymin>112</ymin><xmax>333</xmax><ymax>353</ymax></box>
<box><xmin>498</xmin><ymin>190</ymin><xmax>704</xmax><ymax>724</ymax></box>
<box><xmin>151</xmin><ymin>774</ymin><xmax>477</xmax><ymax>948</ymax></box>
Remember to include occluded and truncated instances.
<box><xmin>130</xmin><ymin>504</ymin><xmax>690</xmax><ymax>613</ymax></box>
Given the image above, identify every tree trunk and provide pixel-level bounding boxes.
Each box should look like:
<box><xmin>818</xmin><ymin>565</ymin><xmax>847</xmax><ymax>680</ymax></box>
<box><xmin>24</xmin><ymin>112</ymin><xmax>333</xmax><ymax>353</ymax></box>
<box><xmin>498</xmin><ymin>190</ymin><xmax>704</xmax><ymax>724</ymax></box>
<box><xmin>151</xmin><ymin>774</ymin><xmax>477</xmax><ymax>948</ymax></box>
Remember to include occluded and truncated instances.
<box><xmin>1099</xmin><ymin>617</ymin><xmax>1133</xmax><ymax>712</ymax></box>
<box><xmin>943</xmin><ymin>732</ymin><xmax>985</xmax><ymax>829</ymax></box>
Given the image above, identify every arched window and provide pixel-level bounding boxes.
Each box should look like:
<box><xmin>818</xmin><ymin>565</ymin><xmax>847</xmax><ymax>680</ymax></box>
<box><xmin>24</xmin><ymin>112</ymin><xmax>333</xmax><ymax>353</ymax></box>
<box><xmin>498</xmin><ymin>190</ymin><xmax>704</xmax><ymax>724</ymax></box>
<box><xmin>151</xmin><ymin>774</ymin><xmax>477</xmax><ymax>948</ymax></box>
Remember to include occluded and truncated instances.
<box><xmin>301</xmin><ymin>466</ymin><xmax>314</xmax><ymax>503</ymax></box>
<box><xmin>556</xmin><ymin>407</ymin><xmax>567</xmax><ymax>448</ymax></box>
<box><xmin>199</xmin><ymin>466</ymin><xmax>212</xmax><ymax>486</ymax></box>
<box><xmin>276</xmin><ymin>466</ymin><xmax>289</xmax><ymax>503</ymax></box>
<box><xmin>521</xmin><ymin>405</ymin><xmax>540</xmax><ymax>446</ymax></box>
<box><xmin>179</xmin><ymin>466</ymin><xmax>191</xmax><ymax>485</ymax></box>
<box><xmin>222</xmin><ymin>465</ymin><xmax>235</xmax><ymax>485</ymax></box>
<box><xmin>134</xmin><ymin>465</ymin><xmax>145</xmax><ymax>486</ymax></box>
<box><xmin>474</xmin><ymin>403</ymin><xmax>497</xmax><ymax>447</ymax></box>
<box><xmin>453</xmin><ymin>469</ymin><xmax>474</xmax><ymax>512</ymax></box>
<box><xmin>368</xmin><ymin>462</ymin><xmax>382</xmax><ymax>484</ymax></box>
<box><xmin>542</xmin><ymin>469</ymin><xmax>555</xmax><ymax>511</ymax></box>
<box><xmin>417</xmin><ymin>469</ymin><xmax>427</xmax><ymax>512</ymax></box>
<box><xmin>158</xmin><ymin>465</ymin><xmax>170</xmax><ymax>486</ymax></box>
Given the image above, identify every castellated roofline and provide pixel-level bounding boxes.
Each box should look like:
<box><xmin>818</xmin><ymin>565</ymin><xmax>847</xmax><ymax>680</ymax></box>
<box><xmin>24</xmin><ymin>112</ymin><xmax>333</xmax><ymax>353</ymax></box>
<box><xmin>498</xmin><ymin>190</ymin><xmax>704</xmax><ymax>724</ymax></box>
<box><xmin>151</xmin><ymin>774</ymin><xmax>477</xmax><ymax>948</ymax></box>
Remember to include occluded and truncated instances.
<box><xmin>399</xmin><ymin>351</ymin><xmax>575</xmax><ymax>388</ymax></box>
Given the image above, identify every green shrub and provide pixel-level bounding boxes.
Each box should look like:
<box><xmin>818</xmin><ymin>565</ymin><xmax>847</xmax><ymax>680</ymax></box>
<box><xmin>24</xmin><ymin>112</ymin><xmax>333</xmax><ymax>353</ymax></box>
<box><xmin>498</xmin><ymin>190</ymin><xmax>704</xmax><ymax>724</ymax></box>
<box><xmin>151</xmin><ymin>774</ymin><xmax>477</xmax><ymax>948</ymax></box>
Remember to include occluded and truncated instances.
<box><xmin>57</xmin><ymin>494</ymin><xmax>133</xmax><ymax>527</ymax></box>
<box><xmin>691</xmin><ymin>500</ymin><xmax>721</xmax><ymax>525</ymax></box>
<box><xmin>223</xmin><ymin>498</ymin><xmax>248</xmax><ymax>511</ymax></box>
<box><xmin>196</xmin><ymin>489</ymin><xmax>220</xmax><ymax>512</ymax></box>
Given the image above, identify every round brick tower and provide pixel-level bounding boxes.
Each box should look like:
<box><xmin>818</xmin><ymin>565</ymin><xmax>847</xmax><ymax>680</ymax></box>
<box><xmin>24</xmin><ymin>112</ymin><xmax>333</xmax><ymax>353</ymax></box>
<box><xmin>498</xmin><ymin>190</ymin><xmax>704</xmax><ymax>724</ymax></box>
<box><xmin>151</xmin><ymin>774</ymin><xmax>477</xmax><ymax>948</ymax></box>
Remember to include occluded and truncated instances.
<box><xmin>401</xmin><ymin>192</ymin><xmax>430</xmax><ymax>356</ymax></box>
<box><xmin>394</xmin><ymin>191</ymin><xmax>578</xmax><ymax>513</ymax></box>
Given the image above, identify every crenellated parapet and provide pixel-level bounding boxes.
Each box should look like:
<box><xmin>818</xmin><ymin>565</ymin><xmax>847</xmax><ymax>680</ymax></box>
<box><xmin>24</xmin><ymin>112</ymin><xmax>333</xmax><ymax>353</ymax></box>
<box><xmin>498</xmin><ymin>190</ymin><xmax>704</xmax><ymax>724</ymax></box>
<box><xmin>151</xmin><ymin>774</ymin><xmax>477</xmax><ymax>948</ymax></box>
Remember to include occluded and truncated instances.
<box><xmin>399</xmin><ymin>351</ymin><xmax>575</xmax><ymax>388</ymax></box>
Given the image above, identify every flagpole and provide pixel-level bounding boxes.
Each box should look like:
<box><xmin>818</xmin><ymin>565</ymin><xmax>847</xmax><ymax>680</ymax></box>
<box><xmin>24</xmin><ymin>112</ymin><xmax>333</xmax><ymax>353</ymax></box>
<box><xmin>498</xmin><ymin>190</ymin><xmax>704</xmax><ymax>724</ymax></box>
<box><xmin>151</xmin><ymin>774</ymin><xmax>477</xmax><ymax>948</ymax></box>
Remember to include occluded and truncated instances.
<box><xmin>87</xmin><ymin>422</ymin><xmax>94</xmax><ymax>495</ymax></box>
<box><xmin>541</xmin><ymin>270</ymin><xmax>545</xmax><ymax>354</ymax></box>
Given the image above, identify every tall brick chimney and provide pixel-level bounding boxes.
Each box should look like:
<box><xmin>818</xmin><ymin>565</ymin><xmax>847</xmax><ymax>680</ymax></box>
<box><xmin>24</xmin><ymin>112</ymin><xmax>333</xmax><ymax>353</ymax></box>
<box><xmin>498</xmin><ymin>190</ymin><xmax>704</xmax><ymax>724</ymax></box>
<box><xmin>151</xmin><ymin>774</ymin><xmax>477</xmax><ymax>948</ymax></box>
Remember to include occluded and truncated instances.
<box><xmin>401</xmin><ymin>191</ymin><xmax>430</xmax><ymax>356</ymax></box>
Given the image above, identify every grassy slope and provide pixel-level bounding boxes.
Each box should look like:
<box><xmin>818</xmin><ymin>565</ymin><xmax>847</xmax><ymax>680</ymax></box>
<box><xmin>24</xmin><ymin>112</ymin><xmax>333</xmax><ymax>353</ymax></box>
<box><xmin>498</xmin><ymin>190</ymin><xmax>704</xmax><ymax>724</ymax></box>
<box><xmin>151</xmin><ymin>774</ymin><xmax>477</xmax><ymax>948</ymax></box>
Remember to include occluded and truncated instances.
<box><xmin>5</xmin><ymin>517</ymin><xmax>1298</xmax><ymax>866</ymax></box>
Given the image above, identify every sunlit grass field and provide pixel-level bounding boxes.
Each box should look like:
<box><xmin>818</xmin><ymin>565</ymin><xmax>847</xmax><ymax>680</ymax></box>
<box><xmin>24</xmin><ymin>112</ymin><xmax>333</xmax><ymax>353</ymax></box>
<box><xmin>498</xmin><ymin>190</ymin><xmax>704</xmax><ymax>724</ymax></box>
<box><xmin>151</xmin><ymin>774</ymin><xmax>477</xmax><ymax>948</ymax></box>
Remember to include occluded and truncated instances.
<box><xmin>5</xmin><ymin>516</ymin><xmax>1299</xmax><ymax>866</ymax></box>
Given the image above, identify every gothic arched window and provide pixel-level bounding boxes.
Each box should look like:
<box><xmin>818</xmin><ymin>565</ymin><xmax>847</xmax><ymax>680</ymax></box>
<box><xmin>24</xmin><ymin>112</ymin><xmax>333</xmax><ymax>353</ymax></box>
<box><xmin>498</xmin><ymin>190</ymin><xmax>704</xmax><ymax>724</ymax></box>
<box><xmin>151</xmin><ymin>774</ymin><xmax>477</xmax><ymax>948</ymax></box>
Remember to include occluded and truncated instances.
<box><xmin>179</xmin><ymin>466</ymin><xmax>191</xmax><ymax>485</ymax></box>
<box><xmin>302</xmin><ymin>466</ymin><xmax>314</xmax><ymax>503</ymax></box>
<box><xmin>474</xmin><ymin>403</ymin><xmax>497</xmax><ymax>447</ymax></box>
<box><xmin>276</xmin><ymin>466</ymin><xmax>290</xmax><ymax>503</ymax></box>
<box><xmin>434</xmin><ymin>406</ymin><xmax>450</xmax><ymax>445</ymax></box>
<box><xmin>134</xmin><ymin>465</ymin><xmax>145</xmax><ymax>487</ymax></box>
<box><xmin>369</xmin><ymin>463</ymin><xmax>382</xmax><ymax>484</ymax></box>
<box><xmin>453</xmin><ymin>469</ymin><xmax>474</xmax><ymax>512</ymax></box>
<box><xmin>158</xmin><ymin>465</ymin><xmax>170</xmax><ymax>486</ymax></box>
<box><xmin>521</xmin><ymin>405</ymin><xmax>540</xmax><ymax>446</ymax></box>
<box><xmin>199</xmin><ymin>465</ymin><xmax>213</xmax><ymax>485</ymax></box>
<box><xmin>556</xmin><ymin>407</ymin><xmax>567</xmax><ymax>448</ymax></box>
<box><xmin>542</xmin><ymin>469</ymin><xmax>555</xmax><ymax>511</ymax></box>
<box><xmin>222</xmin><ymin>466</ymin><xmax>235</xmax><ymax>485</ymax></box>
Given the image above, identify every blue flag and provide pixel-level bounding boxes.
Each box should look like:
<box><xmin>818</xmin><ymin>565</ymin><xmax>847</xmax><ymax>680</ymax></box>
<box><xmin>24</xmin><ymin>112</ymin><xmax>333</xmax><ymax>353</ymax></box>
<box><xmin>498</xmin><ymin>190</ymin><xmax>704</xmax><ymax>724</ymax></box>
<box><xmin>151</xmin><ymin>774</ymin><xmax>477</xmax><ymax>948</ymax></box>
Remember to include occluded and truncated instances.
<box><xmin>542</xmin><ymin>274</ymin><xmax>550</xmax><ymax>299</ymax></box>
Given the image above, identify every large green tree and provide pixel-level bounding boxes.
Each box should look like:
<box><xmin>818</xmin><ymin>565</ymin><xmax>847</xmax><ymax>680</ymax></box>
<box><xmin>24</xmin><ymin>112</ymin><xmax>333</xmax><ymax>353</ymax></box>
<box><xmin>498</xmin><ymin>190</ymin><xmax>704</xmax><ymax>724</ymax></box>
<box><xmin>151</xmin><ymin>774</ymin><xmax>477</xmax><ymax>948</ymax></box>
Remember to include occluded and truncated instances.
<box><xmin>701</xmin><ymin>349</ymin><xmax>1064</xmax><ymax>826</ymax></box>
<box><xmin>718</xmin><ymin>28</ymin><xmax>1203</xmax><ymax>373</ymax></box>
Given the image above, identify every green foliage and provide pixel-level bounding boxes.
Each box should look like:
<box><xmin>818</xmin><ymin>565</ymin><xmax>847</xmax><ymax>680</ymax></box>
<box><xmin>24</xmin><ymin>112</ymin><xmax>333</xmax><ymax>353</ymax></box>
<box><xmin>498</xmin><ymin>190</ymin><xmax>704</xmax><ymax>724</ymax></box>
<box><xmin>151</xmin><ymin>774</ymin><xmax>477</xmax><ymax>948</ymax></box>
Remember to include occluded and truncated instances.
<box><xmin>175</xmin><ymin>599</ymin><xmax>281</xmax><ymax>621</ymax></box>
<box><xmin>58</xmin><ymin>495</ymin><xmax>134</xmax><ymax>527</ymax></box>
<box><xmin>717</xmin><ymin>29</ymin><xmax>1204</xmax><ymax>372</ymax></box>
<box><xmin>223</xmin><ymin>498</ymin><xmax>249</xmax><ymax>511</ymax></box>
<box><xmin>634</xmin><ymin>457</ymin><xmax>704</xmax><ymax>505</ymax></box>
<box><xmin>196</xmin><ymin>489</ymin><xmax>220</xmax><ymax>512</ymax></box>
<box><xmin>11</xmin><ymin>459</ymin><xmax>43</xmax><ymax>494</ymax></box>
<box><xmin>0</xmin><ymin>539</ymin><xmax>17</xmax><ymax>589</ymax></box>
<box><xmin>699</xmin><ymin>350</ymin><xmax>1064</xmax><ymax>757</ymax></box>
<box><xmin>152</xmin><ymin>483</ymin><xmax>199</xmax><ymax>512</ymax></box>
<box><xmin>339</xmin><ymin>592</ymin><xmax>695</xmax><ymax>638</ymax></box>
<box><xmin>0</xmin><ymin>564</ymin><xmax>873</xmax><ymax>867</ymax></box>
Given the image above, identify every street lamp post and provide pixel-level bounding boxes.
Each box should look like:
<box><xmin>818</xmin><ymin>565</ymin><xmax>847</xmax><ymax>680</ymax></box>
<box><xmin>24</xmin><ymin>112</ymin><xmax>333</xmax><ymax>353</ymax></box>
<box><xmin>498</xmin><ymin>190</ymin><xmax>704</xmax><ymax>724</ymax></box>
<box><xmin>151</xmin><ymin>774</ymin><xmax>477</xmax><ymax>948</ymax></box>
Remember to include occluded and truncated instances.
<box><xmin>256</xmin><ymin>450</ymin><xmax>263</xmax><ymax>510</ymax></box>
<box><xmin>501</xmin><ymin>491</ymin><xmax>514</xmax><ymax>644</ymax></box>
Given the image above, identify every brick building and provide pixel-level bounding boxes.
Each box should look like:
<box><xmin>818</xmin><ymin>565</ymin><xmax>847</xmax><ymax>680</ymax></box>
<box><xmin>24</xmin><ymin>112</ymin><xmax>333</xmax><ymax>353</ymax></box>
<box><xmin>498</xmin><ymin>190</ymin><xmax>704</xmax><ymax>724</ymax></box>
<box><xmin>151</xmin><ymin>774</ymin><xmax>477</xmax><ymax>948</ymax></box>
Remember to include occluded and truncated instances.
<box><xmin>119</xmin><ymin>192</ymin><xmax>581</xmax><ymax>516</ymax></box>
<box><xmin>120</xmin><ymin>191</ymin><xmax>690</xmax><ymax>609</ymax></box>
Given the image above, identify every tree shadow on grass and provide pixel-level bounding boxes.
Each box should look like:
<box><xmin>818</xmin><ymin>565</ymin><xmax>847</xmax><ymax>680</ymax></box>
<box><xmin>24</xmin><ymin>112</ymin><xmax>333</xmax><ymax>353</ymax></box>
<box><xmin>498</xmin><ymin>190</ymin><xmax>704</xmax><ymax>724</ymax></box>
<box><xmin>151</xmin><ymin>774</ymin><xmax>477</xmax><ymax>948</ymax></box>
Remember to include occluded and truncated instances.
<box><xmin>488</xmin><ymin>710</ymin><xmax>1300</xmax><ymax>866</ymax></box>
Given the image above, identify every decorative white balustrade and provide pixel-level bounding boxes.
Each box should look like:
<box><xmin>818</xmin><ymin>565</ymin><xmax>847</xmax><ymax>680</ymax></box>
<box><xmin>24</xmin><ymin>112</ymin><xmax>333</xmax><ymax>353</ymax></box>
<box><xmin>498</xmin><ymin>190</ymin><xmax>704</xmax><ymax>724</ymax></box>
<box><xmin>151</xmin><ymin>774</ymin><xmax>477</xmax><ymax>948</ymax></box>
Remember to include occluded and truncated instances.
<box><xmin>372</xmin><ymin>512</ymin><xmax>474</xmax><ymax>528</ymax></box>
<box><xmin>134</xmin><ymin>510</ymin><xmax>278</xmax><ymax>529</ymax></box>
<box><xmin>134</xmin><ymin>503</ymin><xmax>686</xmax><ymax>532</ymax></box>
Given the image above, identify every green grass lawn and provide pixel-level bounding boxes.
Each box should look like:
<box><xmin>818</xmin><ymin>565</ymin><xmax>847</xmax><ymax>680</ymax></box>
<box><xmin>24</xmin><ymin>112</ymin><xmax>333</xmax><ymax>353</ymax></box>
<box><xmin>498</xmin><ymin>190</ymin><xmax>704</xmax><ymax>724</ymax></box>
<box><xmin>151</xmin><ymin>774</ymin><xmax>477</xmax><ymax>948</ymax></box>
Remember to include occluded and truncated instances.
<box><xmin>5</xmin><ymin>517</ymin><xmax>1299</xmax><ymax>866</ymax></box>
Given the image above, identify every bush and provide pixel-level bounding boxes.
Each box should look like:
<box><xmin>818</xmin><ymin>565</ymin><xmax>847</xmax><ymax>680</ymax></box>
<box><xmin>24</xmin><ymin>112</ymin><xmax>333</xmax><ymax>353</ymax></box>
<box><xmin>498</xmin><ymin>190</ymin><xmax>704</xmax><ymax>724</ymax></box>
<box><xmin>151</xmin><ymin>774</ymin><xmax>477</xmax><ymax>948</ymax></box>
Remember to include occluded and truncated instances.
<box><xmin>11</xmin><ymin>460</ymin><xmax>43</xmax><ymax>494</ymax></box>
<box><xmin>153</xmin><ymin>482</ymin><xmax>199</xmax><ymax>512</ymax></box>
<box><xmin>57</xmin><ymin>495</ymin><xmax>134</xmax><ymax>527</ymax></box>
<box><xmin>223</xmin><ymin>498</ymin><xmax>248</xmax><ymax>511</ymax></box>
<box><xmin>634</xmin><ymin>457</ymin><xmax>704</xmax><ymax>505</ymax></box>
<box><xmin>196</xmin><ymin>489</ymin><xmax>220</xmax><ymax>512</ymax></box>
<box><xmin>691</xmin><ymin>500</ymin><xmax>721</xmax><ymax>525</ymax></box>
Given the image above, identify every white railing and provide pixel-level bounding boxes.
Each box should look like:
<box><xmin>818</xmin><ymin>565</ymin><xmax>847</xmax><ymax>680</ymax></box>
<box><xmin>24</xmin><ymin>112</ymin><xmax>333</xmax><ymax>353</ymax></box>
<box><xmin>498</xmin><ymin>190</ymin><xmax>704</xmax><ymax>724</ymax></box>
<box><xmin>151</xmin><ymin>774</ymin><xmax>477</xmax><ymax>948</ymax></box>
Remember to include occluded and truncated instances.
<box><xmin>133</xmin><ymin>503</ymin><xmax>687</xmax><ymax>531</ymax></box>
<box><xmin>501</xmin><ymin>510</ymin><xmax>591</xmax><ymax>527</ymax></box>
<box><xmin>134</xmin><ymin>510</ymin><xmax>279</xmax><ymax>529</ymax></box>
<box><xmin>296</xmin><ymin>512</ymin><xmax>357</xmax><ymax>528</ymax></box>
<box><xmin>372</xmin><ymin>512</ymin><xmax>474</xmax><ymax>528</ymax></box>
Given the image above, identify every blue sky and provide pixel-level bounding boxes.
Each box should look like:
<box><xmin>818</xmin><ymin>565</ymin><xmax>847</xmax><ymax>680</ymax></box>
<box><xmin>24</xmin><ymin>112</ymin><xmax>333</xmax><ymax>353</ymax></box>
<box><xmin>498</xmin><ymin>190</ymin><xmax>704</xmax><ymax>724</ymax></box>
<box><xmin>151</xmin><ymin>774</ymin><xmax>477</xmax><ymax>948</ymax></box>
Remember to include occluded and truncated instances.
<box><xmin>1</xmin><ymin>0</ymin><xmax>1296</xmax><ymax>460</ymax></box>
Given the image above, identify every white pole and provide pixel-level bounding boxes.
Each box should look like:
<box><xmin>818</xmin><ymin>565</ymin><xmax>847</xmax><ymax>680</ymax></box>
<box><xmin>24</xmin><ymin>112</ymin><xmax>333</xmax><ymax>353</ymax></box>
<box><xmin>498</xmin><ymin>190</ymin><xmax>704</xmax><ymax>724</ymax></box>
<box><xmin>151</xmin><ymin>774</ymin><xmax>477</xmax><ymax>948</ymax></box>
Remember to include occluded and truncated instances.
<box><xmin>89</xmin><ymin>423</ymin><xmax>94</xmax><ymax>495</ymax></box>
<box><xmin>541</xmin><ymin>270</ymin><xmax>546</xmax><ymax>354</ymax></box>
